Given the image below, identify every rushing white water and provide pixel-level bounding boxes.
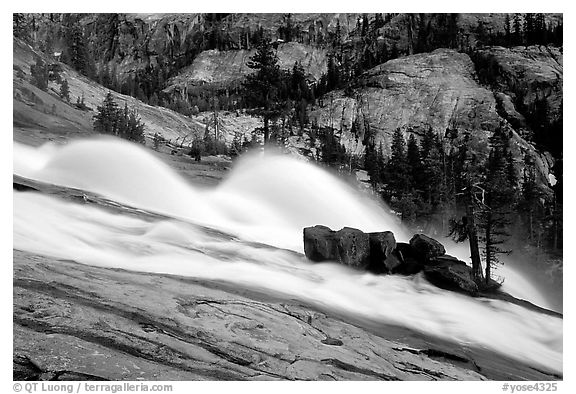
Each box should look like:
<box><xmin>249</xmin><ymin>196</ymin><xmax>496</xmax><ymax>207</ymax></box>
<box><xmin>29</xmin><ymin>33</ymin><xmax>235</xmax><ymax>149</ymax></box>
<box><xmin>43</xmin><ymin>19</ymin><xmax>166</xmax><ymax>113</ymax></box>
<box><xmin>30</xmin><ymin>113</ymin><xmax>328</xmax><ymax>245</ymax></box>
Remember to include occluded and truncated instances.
<box><xmin>13</xmin><ymin>138</ymin><xmax>562</xmax><ymax>374</ymax></box>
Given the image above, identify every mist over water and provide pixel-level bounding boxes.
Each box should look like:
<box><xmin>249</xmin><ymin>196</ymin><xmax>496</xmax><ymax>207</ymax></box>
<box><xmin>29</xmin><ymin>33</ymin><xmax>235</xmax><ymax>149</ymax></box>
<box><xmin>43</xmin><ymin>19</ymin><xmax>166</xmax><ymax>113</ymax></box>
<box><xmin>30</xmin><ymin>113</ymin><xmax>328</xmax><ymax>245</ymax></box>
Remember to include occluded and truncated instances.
<box><xmin>13</xmin><ymin>138</ymin><xmax>562</xmax><ymax>374</ymax></box>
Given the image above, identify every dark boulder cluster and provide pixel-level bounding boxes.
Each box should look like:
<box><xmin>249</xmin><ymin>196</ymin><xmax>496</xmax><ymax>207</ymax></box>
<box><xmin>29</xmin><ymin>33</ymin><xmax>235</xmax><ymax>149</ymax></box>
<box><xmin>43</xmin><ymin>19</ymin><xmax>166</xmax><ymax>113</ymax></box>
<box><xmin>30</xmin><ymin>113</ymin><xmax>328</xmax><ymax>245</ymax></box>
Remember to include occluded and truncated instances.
<box><xmin>303</xmin><ymin>225</ymin><xmax>478</xmax><ymax>296</ymax></box>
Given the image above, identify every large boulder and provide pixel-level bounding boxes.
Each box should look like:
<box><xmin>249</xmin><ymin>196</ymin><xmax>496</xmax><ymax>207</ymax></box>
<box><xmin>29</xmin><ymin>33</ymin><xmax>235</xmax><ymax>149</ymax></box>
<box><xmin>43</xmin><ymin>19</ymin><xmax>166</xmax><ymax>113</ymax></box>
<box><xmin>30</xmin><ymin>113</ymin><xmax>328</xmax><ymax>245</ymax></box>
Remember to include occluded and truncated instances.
<box><xmin>303</xmin><ymin>226</ymin><xmax>370</xmax><ymax>269</ymax></box>
<box><xmin>391</xmin><ymin>242</ymin><xmax>424</xmax><ymax>275</ymax></box>
<box><xmin>423</xmin><ymin>256</ymin><xmax>479</xmax><ymax>296</ymax></box>
<box><xmin>367</xmin><ymin>231</ymin><xmax>399</xmax><ymax>273</ymax></box>
<box><xmin>409</xmin><ymin>234</ymin><xmax>446</xmax><ymax>264</ymax></box>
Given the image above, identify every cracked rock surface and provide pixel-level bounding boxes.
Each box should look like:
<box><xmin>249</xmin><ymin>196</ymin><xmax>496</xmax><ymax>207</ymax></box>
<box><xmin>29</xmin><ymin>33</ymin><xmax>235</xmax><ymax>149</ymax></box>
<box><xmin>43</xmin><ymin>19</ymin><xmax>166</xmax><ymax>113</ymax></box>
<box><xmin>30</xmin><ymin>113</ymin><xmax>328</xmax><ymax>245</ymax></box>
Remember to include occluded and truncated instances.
<box><xmin>14</xmin><ymin>249</ymin><xmax>559</xmax><ymax>381</ymax></box>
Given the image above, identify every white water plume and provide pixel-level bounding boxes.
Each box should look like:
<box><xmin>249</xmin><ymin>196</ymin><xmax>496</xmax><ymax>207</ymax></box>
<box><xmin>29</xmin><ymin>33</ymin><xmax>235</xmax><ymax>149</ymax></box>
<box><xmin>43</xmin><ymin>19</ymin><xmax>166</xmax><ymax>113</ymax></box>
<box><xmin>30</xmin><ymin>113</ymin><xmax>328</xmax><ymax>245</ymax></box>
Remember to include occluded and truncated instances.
<box><xmin>13</xmin><ymin>138</ymin><xmax>562</xmax><ymax>375</ymax></box>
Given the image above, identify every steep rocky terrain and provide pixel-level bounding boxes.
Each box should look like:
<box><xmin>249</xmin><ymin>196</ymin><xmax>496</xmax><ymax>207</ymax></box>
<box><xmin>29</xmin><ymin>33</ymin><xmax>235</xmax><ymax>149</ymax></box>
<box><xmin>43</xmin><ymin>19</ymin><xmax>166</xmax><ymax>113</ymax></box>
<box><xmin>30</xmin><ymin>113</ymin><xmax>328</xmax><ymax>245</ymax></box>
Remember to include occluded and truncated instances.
<box><xmin>15</xmin><ymin>250</ymin><xmax>489</xmax><ymax>381</ymax></box>
<box><xmin>309</xmin><ymin>47</ymin><xmax>559</xmax><ymax>193</ymax></box>
<box><xmin>15</xmin><ymin>249</ymin><xmax>561</xmax><ymax>381</ymax></box>
<box><xmin>472</xmin><ymin>45</ymin><xmax>562</xmax><ymax>153</ymax></box>
<box><xmin>164</xmin><ymin>42</ymin><xmax>328</xmax><ymax>95</ymax></box>
<box><xmin>13</xmin><ymin>38</ymin><xmax>205</xmax><ymax>146</ymax></box>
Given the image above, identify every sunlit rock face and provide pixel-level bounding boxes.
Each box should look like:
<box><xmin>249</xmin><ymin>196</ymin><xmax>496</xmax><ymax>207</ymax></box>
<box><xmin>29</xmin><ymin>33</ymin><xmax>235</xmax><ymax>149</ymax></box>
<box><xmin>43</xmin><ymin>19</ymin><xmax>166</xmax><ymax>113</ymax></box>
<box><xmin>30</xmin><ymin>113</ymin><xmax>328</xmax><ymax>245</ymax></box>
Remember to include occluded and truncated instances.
<box><xmin>163</xmin><ymin>42</ymin><xmax>329</xmax><ymax>98</ymax></box>
<box><xmin>309</xmin><ymin>48</ymin><xmax>558</xmax><ymax>194</ymax></box>
<box><xmin>311</xmin><ymin>49</ymin><xmax>499</xmax><ymax>156</ymax></box>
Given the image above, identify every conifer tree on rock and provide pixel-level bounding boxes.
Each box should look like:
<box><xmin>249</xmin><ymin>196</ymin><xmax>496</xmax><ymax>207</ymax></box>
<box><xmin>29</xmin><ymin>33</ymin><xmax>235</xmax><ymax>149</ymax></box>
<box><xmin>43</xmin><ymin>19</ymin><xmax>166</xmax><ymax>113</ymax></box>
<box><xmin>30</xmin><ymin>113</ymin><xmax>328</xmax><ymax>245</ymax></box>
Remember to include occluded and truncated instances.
<box><xmin>93</xmin><ymin>92</ymin><xmax>119</xmax><ymax>135</ymax></box>
<box><xmin>479</xmin><ymin>128</ymin><xmax>517</xmax><ymax>284</ymax></box>
<box><xmin>59</xmin><ymin>79</ymin><xmax>70</xmax><ymax>102</ymax></box>
<box><xmin>242</xmin><ymin>38</ymin><xmax>284</xmax><ymax>144</ymax></box>
<box><xmin>93</xmin><ymin>92</ymin><xmax>145</xmax><ymax>144</ymax></box>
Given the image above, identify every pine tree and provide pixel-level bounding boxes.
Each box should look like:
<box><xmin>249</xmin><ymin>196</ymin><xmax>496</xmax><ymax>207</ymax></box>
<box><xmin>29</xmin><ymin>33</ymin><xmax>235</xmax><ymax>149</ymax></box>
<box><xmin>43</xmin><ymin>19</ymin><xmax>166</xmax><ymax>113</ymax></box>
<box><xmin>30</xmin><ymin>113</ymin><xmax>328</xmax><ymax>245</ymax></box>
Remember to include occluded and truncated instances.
<box><xmin>62</xmin><ymin>14</ymin><xmax>92</xmax><ymax>76</ymax></box>
<box><xmin>242</xmin><ymin>38</ymin><xmax>283</xmax><ymax>144</ymax></box>
<box><xmin>524</xmin><ymin>13</ymin><xmax>535</xmax><ymax>45</ymax></box>
<box><xmin>504</xmin><ymin>14</ymin><xmax>512</xmax><ymax>46</ymax></box>
<box><xmin>230</xmin><ymin>132</ymin><xmax>244</xmax><ymax>157</ymax></box>
<box><xmin>153</xmin><ymin>132</ymin><xmax>162</xmax><ymax>151</ymax></box>
<box><xmin>60</xmin><ymin>79</ymin><xmax>70</xmax><ymax>102</ymax></box>
<box><xmin>361</xmin><ymin>14</ymin><xmax>369</xmax><ymax>37</ymax></box>
<box><xmin>364</xmin><ymin>125</ymin><xmax>380</xmax><ymax>187</ymax></box>
<box><xmin>126</xmin><ymin>106</ymin><xmax>146</xmax><ymax>144</ymax></box>
<box><xmin>13</xmin><ymin>14</ymin><xmax>28</xmax><ymax>39</ymax></box>
<box><xmin>326</xmin><ymin>54</ymin><xmax>340</xmax><ymax>90</ymax></box>
<box><xmin>448</xmin><ymin>134</ymin><xmax>484</xmax><ymax>283</ymax></box>
<box><xmin>280</xmin><ymin>13</ymin><xmax>294</xmax><ymax>42</ymax></box>
<box><xmin>385</xmin><ymin>128</ymin><xmax>412</xmax><ymax>218</ymax></box>
<box><xmin>520</xmin><ymin>154</ymin><xmax>543</xmax><ymax>246</ymax></box>
<box><xmin>319</xmin><ymin>127</ymin><xmax>346</xmax><ymax>166</ymax></box>
<box><xmin>479</xmin><ymin>130</ymin><xmax>516</xmax><ymax>284</ymax></box>
<box><xmin>406</xmin><ymin>133</ymin><xmax>423</xmax><ymax>193</ymax></box>
<box><xmin>30</xmin><ymin>56</ymin><xmax>49</xmax><ymax>91</ymax></box>
<box><xmin>475</xmin><ymin>21</ymin><xmax>487</xmax><ymax>47</ymax></box>
<box><xmin>513</xmin><ymin>14</ymin><xmax>523</xmax><ymax>45</ymax></box>
<box><xmin>374</xmin><ymin>13</ymin><xmax>385</xmax><ymax>29</ymax></box>
<box><xmin>419</xmin><ymin>127</ymin><xmax>443</xmax><ymax>209</ymax></box>
<box><xmin>93</xmin><ymin>93</ymin><xmax>145</xmax><ymax>143</ymax></box>
<box><xmin>94</xmin><ymin>92</ymin><xmax>120</xmax><ymax>135</ymax></box>
<box><xmin>534</xmin><ymin>13</ymin><xmax>547</xmax><ymax>45</ymax></box>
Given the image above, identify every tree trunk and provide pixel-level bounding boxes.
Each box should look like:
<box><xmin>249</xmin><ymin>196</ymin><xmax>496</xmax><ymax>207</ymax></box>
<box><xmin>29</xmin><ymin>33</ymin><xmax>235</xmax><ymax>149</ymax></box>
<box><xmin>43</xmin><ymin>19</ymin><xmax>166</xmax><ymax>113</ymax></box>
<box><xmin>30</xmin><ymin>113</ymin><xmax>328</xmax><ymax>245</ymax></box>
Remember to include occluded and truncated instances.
<box><xmin>465</xmin><ymin>192</ymin><xmax>484</xmax><ymax>283</ymax></box>
<box><xmin>263</xmin><ymin>117</ymin><xmax>270</xmax><ymax>144</ymax></box>
<box><xmin>407</xmin><ymin>15</ymin><xmax>415</xmax><ymax>55</ymax></box>
<box><xmin>528</xmin><ymin>208</ymin><xmax>533</xmax><ymax>244</ymax></box>
<box><xmin>485</xmin><ymin>212</ymin><xmax>492</xmax><ymax>285</ymax></box>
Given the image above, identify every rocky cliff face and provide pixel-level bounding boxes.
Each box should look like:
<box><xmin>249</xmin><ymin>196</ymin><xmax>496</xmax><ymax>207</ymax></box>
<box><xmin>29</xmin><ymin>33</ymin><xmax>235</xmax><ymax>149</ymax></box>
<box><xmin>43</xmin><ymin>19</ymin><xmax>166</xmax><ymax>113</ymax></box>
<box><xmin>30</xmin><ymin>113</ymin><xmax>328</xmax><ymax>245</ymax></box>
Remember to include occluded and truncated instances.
<box><xmin>472</xmin><ymin>45</ymin><xmax>562</xmax><ymax>152</ymax></box>
<box><xmin>13</xmin><ymin>38</ymin><xmax>205</xmax><ymax>145</ymax></box>
<box><xmin>164</xmin><ymin>42</ymin><xmax>328</xmax><ymax>95</ymax></box>
<box><xmin>313</xmin><ymin>49</ymin><xmax>498</xmax><ymax>152</ymax></box>
<box><xmin>82</xmin><ymin>13</ymin><xmax>355</xmax><ymax>85</ymax></box>
<box><xmin>309</xmin><ymin>47</ymin><xmax>559</xmax><ymax>193</ymax></box>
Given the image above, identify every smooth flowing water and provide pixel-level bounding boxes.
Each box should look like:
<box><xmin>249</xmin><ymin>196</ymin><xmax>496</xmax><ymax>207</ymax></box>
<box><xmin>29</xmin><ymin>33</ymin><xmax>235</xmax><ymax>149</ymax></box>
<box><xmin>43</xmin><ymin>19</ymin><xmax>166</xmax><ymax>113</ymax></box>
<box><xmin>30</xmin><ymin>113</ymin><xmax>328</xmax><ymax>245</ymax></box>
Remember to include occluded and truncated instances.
<box><xmin>13</xmin><ymin>138</ymin><xmax>562</xmax><ymax>374</ymax></box>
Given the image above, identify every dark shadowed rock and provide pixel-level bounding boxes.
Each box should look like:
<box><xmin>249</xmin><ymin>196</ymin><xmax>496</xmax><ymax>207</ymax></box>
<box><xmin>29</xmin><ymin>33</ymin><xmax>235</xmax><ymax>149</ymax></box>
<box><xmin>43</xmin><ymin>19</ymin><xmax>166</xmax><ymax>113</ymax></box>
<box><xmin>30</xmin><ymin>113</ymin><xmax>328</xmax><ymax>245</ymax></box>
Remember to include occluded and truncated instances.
<box><xmin>473</xmin><ymin>46</ymin><xmax>562</xmax><ymax>130</ymax></box>
<box><xmin>381</xmin><ymin>253</ymin><xmax>403</xmax><ymax>274</ymax></box>
<box><xmin>368</xmin><ymin>231</ymin><xmax>398</xmax><ymax>273</ymax></box>
<box><xmin>424</xmin><ymin>256</ymin><xmax>479</xmax><ymax>296</ymax></box>
<box><xmin>495</xmin><ymin>92</ymin><xmax>527</xmax><ymax>129</ymax></box>
<box><xmin>303</xmin><ymin>226</ymin><xmax>370</xmax><ymax>269</ymax></box>
<box><xmin>391</xmin><ymin>243</ymin><xmax>424</xmax><ymax>275</ymax></box>
<box><xmin>409</xmin><ymin>234</ymin><xmax>446</xmax><ymax>263</ymax></box>
<box><xmin>303</xmin><ymin>225</ymin><xmax>336</xmax><ymax>262</ymax></box>
<box><xmin>425</xmin><ymin>254</ymin><xmax>461</xmax><ymax>266</ymax></box>
<box><xmin>337</xmin><ymin>227</ymin><xmax>371</xmax><ymax>268</ymax></box>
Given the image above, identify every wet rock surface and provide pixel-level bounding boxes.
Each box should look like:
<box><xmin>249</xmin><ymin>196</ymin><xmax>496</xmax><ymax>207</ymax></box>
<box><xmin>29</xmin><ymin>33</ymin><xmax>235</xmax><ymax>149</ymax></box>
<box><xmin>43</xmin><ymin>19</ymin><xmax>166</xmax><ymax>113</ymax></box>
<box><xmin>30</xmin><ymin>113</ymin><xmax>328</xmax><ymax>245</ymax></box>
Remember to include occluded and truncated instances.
<box><xmin>304</xmin><ymin>227</ymin><xmax>508</xmax><ymax>298</ymax></box>
<box><xmin>423</xmin><ymin>258</ymin><xmax>479</xmax><ymax>296</ymax></box>
<box><xmin>13</xmin><ymin>250</ymin><xmax>560</xmax><ymax>381</ymax></box>
<box><xmin>368</xmin><ymin>231</ymin><xmax>398</xmax><ymax>273</ymax></box>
